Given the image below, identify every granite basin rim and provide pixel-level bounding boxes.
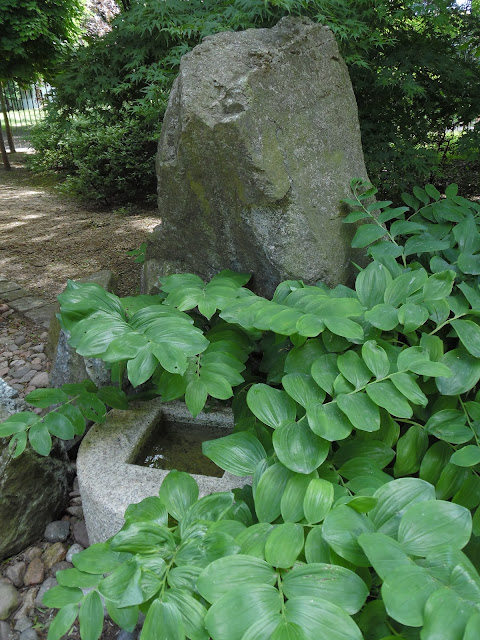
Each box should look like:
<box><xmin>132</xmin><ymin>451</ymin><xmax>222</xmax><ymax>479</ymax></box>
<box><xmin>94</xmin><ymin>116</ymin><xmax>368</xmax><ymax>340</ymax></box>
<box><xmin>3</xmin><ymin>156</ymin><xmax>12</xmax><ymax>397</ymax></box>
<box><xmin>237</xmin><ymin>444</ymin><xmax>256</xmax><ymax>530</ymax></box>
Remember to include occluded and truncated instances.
<box><xmin>77</xmin><ymin>398</ymin><xmax>247</xmax><ymax>544</ymax></box>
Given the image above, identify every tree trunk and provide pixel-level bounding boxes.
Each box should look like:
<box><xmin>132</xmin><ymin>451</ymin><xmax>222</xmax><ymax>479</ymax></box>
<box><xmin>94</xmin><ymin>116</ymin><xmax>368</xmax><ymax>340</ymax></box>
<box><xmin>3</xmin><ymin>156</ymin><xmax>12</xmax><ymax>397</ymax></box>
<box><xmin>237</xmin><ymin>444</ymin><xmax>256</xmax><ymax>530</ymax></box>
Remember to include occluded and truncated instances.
<box><xmin>0</xmin><ymin>127</ymin><xmax>11</xmax><ymax>170</ymax></box>
<box><xmin>0</xmin><ymin>83</ymin><xmax>16</xmax><ymax>153</ymax></box>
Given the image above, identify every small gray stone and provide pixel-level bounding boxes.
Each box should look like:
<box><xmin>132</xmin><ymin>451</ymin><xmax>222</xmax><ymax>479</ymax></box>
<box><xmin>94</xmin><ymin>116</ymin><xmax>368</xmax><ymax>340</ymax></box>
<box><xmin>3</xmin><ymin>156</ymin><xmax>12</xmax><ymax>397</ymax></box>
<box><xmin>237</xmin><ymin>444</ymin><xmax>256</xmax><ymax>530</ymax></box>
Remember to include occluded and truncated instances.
<box><xmin>31</xmin><ymin>345</ymin><xmax>44</xmax><ymax>354</ymax></box>
<box><xmin>49</xmin><ymin>561</ymin><xmax>72</xmax><ymax>577</ymax></box>
<box><xmin>28</xmin><ymin>372</ymin><xmax>48</xmax><ymax>389</ymax></box>
<box><xmin>117</xmin><ymin>631</ymin><xmax>138</xmax><ymax>640</ymax></box>
<box><xmin>19</xmin><ymin>629</ymin><xmax>38</xmax><ymax>640</ymax></box>
<box><xmin>0</xmin><ymin>620</ymin><xmax>10</xmax><ymax>640</ymax></box>
<box><xmin>66</xmin><ymin>506</ymin><xmax>83</xmax><ymax>518</ymax></box>
<box><xmin>73</xmin><ymin>521</ymin><xmax>89</xmax><ymax>548</ymax></box>
<box><xmin>13</xmin><ymin>336</ymin><xmax>26</xmax><ymax>347</ymax></box>
<box><xmin>66</xmin><ymin>544</ymin><xmax>84</xmax><ymax>564</ymax></box>
<box><xmin>4</xmin><ymin>563</ymin><xmax>25</xmax><ymax>589</ymax></box>
<box><xmin>19</xmin><ymin>371</ymin><xmax>36</xmax><ymax>384</ymax></box>
<box><xmin>23</xmin><ymin>548</ymin><xmax>42</xmax><ymax>564</ymax></box>
<box><xmin>35</xmin><ymin>577</ymin><xmax>57</xmax><ymax>608</ymax></box>
<box><xmin>23</xmin><ymin>559</ymin><xmax>44</xmax><ymax>586</ymax></box>
<box><xmin>13</xmin><ymin>617</ymin><xmax>32</xmax><ymax>633</ymax></box>
<box><xmin>0</xmin><ymin>583</ymin><xmax>20</xmax><ymax>620</ymax></box>
<box><xmin>43</xmin><ymin>521</ymin><xmax>70</xmax><ymax>543</ymax></box>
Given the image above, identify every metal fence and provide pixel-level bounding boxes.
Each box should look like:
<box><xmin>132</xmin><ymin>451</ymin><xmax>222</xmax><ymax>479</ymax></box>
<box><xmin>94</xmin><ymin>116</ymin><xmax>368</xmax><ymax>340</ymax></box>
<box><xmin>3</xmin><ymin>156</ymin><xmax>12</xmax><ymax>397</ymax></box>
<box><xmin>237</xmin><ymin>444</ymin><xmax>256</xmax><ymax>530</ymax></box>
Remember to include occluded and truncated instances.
<box><xmin>1</xmin><ymin>80</ymin><xmax>51</xmax><ymax>127</ymax></box>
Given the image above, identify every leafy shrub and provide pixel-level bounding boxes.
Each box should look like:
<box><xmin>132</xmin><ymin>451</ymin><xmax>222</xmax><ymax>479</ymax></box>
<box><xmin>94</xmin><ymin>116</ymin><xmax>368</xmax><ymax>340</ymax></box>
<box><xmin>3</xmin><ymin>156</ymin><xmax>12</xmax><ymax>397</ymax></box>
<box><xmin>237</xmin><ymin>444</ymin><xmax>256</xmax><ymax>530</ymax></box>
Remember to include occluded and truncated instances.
<box><xmin>4</xmin><ymin>181</ymin><xmax>480</xmax><ymax>638</ymax></box>
<box><xmin>31</xmin><ymin>0</ymin><xmax>480</xmax><ymax>205</ymax></box>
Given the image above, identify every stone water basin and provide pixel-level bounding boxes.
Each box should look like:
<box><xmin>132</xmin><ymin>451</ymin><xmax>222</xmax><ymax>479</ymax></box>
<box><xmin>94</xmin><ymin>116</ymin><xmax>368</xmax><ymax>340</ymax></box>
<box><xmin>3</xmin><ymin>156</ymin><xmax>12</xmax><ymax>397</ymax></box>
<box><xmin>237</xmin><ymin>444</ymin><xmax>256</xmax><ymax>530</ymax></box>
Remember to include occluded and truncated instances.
<box><xmin>77</xmin><ymin>398</ymin><xmax>246</xmax><ymax>543</ymax></box>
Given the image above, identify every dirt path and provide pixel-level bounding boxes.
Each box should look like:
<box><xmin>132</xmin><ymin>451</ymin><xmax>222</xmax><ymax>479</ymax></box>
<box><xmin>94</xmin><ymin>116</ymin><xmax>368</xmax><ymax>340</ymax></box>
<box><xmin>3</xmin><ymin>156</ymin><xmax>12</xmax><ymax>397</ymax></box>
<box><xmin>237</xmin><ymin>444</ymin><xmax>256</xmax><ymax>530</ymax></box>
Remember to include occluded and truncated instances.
<box><xmin>0</xmin><ymin>153</ymin><xmax>161</xmax><ymax>302</ymax></box>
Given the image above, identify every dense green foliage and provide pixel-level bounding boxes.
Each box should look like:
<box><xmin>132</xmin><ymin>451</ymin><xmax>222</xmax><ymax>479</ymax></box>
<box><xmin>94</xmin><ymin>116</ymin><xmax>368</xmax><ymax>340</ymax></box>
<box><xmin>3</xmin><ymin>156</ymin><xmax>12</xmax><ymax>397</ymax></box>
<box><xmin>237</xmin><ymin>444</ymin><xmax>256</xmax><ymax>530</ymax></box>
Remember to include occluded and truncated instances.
<box><xmin>30</xmin><ymin>0</ymin><xmax>480</xmax><ymax>205</ymax></box>
<box><xmin>3</xmin><ymin>181</ymin><xmax>480</xmax><ymax>638</ymax></box>
<box><xmin>0</xmin><ymin>0</ymin><xmax>85</xmax><ymax>83</ymax></box>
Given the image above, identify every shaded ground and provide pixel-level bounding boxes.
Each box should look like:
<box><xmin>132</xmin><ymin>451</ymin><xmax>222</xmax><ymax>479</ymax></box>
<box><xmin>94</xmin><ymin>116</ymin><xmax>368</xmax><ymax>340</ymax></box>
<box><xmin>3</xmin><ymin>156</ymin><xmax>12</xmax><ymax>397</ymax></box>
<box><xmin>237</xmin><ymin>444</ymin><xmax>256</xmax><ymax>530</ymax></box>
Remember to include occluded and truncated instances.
<box><xmin>0</xmin><ymin>153</ymin><xmax>161</xmax><ymax>302</ymax></box>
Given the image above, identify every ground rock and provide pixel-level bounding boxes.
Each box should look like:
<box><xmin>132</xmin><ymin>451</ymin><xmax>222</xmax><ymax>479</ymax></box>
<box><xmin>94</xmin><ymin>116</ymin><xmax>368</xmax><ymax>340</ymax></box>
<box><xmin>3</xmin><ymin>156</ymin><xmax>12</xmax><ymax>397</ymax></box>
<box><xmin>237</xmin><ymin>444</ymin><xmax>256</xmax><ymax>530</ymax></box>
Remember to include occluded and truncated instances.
<box><xmin>23</xmin><ymin>559</ymin><xmax>44</xmax><ymax>587</ymax></box>
<box><xmin>0</xmin><ymin>386</ymin><xmax>70</xmax><ymax>562</ymax></box>
<box><xmin>73</xmin><ymin>521</ymin><xmax>89</xmax><ymax>549</ymax></box>
<box><xmin>41</xmin><ymin>543</ymin><xmax>66</xmax><ymax>570</ymax></box>
<box><xmin>19</xmin><ymin>630</ymin><xmax>38</xmax><ymax>640</ymax></box>
<box><xmin>43</xmin><ymin>521</ymin><xmax>70</xmax><ymax>544</ymax></box>
<box><xmin>4</xmin><ymin>563</ymin><xmax>25</xmax><ymax>589</ymax></box>
<box><xmin>0</xmin><ymin>621</ymin><xmax>10</xmax><ymax>640</ymax></box>
<box><xmin>0</xmin><ymin>583</ymin><xmax>19</xmax><ymax>620</ymax></box>
<box><xmin>143</xmin><ymin>17</ymin><xmax>370</xmax><ymax>298</ymax></box>
<box><xmin>66</xmin><ymin>544</ymin><xmax>84</xmax><ymax>563</ymax></box>
<box><xmin>35</xmin><ymin>578</ymin><xmax>57</xmax><ymax>608</ymax></box>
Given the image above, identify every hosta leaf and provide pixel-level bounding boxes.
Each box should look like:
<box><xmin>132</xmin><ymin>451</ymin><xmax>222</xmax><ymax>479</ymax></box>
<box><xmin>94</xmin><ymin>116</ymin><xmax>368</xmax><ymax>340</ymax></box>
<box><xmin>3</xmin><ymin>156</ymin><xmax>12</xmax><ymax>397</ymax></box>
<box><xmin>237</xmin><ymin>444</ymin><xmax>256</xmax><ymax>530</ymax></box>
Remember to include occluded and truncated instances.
<box><xmin>282</xmin><ymin>373</ymin><xmax>325</xmax><ymax>408</ymax></box>
<box><xmin>393</xmin><ymin>426</ymin><xmax>428</xmax><ymax>477</ymax></box>
<box><xmin>79</xmin><ymin>591</ymin><xmax>103</xmax><ymax>640</ymax></box>
<box><xmin>247</xmin><ymin>384</ymin><xmax>296</xmax><ymax>429</ymax></box>
<box><xmin>451</xmin><ymin>319</ymin><xmax>480</xmax><ymax>358</ymax></box>
<box><xmin>421</xmin><ymin>589</ymin><xmax>474</xmax><ymax>640</ymax></box>
<box><xmin>336</xmin><ymin>351</ymin><xmax>371</xmax><ymax>389</ymax></box>
<box><xmin>265</xmin><ymin>523</ymin><xmax>304</xmax><ymax>568</ymax></box>
<box><xmin>322</xmin><ymin>505</ymin><xmax>374</xmax><ymax>566</ymax></box>
<box><xmin>323</xmin><ymin>316</ymin><xmax>363</xmax><ymax>341</ymax></box>
<box><xmin>307</xmin><ymin>402</ymin><xmax>353</xmax><ymax>441</ymax></box>
<box><xmin>364</xmin><ymin>303</ymin><xmax>399</xmax><ymax>331</ymax></box>
<box><xmin>358</xmin><ymin>533</ymin><xmax>411</xmax><ymax>580</ymax></box>
<box><xmin>398</xmin><ymin>500</ymin><xmax>472</xmax><ymax>556</ymax></box>
<box><xmin>281</xmin><ymin>474</ymin><xmax>312</xmax><ymax>522</ymax></box>
<box><xmin>158</xmin><ymin>470</ymin><xmax>199</xmax><ymax>521</ymax></box>
<box><xmin>390</xmin><ymin>372</ymin><xmax>428</xmax><ymax>406</ymax></box>
<box><xmin>397</xmin><ymin>303</ymin><xmax>429</xmax><ymax>333</ymax></box>
<box><xmin>304</xmin><ymin>526</ymin><xmax>330</xmax><ymax>564</ymax></box>
<box><xmin>283</xmin><ymin>564</ymin><xmax>368</xmax><ymax>615</ymax></box>
<box><xmin>336</xmin><ymin>393</ymin><xmax>380</xmax><ymax>432</ymax></box>
<box><xmin>236</xmin><ymin>523</ymin><xmax>274</xmax><ymax>559</ymax></box>
<box><xmin>365</xmin><ymin>381</ymin><xmax>412</xmax><ymax>418</ymax></box>
<box><xmin>311</xmin><ymin>354</ymin><xmax>339</xmax><ymax>396</ymax></box>
<box><xmin>163</xmin><ymin>589</ymin><xmax>209</xmax><ymax>640</ymax></box>
<box><xmin>384</xmin><ymin>269</ymin><xmax>428</xmax><ymax>307</ymax></box>
<box><xmin>285</xmin><ymin>596</ymin><xmax>363</xmax><ymax>640</ymax></box>
<box><xmin>204</xmin><ymin>584</ymin><xmax>282</xmax><ymax>640</ymax></box>
<box><xmin>423</xmin><ymin>270</ymin><xmax>456</xmax><ymax>301</ymax></box>
<box><xmin>47</xmin><ymin>604</ymin><xmax>79</xmax><ymax>640</ymax></box>
<box><xmin>124</xmin><ymin>497</ymin><xmax>168</xmax><ymax>526</ymax></box>
<box><xmin>355</xmin><ymin>262</ymin><xmax>392</xmax><ymax>308</ymax></box>
<box><xmin>381</xmin><ymin>565</ymin><xmax>438</xmax><ymax>627</ymax></box>
<box><xmin>203</xmin><ymin>432</ymin><xmax>266</xmax><ymax>476</ymax></box>
<box><xmin>425</xmin><ymin>410</ymin><xmax>472</xmax><ymax>444</ymax></box>
<box><xmin>142</xmin><ymin>600</ymin><xmax>185</xmax><ymax>640</ymax></box>
<box><xmin>185</xmin><ymin>378</ymin><xmax>208</xmax><ymax>417</ymax></box>
<box><xmin>303</xmin><ymin>478</ymin><xmax>334</xmax><ymax>524</ymax></box>
<box><xmin>255</xmin><ymin>463</ymin><xmax>294</xmax><ymax>523</ymax></box>
<box><xmin>450</xmin><ymin>445</ymin><xmax>480</xmax><ymax>467</ymax></box>
<box><xmin>43</xmin><ymin>586</ymin><xmax>83</xmax><ymax>608</ymax></box>
<box><xmin>361</xmin><ymin>341</ymin><xmax>390</xmax><ymax>379</ymax></box>
<box><xmin>369</xmin><ymin>477</ymin><xmax>436</xmax><ymax>537</ymax></box>
<box><xmin>273</xmin><ymin>420</ymin><xmax>329</xmax><ymax>474</ymax></box>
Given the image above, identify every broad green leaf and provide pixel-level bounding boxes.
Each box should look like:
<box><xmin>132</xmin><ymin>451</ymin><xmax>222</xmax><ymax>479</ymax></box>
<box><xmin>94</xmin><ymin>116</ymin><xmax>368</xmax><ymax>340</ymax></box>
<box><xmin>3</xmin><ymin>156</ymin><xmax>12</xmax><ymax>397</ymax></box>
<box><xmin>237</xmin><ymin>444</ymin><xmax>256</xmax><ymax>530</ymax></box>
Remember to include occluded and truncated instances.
<box><xmin>124</xmin><ymin>496</ymin><xmax>168</xmax><ymax>526</ymax></box>
<box><xmin>420</xmin><ymin>333</ymin><xmax>444</xmax><ymax>362</ymax></box>
<box><xmin>204</xmin><ymin>584</ymin><xmax>282</xmax><ymax>640</ymax></box>
<box><xmin>307</xmin><ymin>402</ymin><xmax>353</xmax><ymax>441</ymax></box>
<box><xmin>43</xmin><ymin>412</ymin><xmax>75</xmax><ymax>440</ymax></box>
<box><xmin>76</xmin><ymin>392</ymin><xmax>106</xmax><ymax>423</ymax></box>
<box><xmin>355</xmin><ymin>262</ymin><xmax>392</xmax><ymax>308</ymax></box>
<box><xmin>163</xmin><ymin>589</ymin><xmax>209</xmax><ymax>640</ymax></box>
<box><xmin>323</xmin><ymin>316</ymin><xmax>363</xmax><ymax>341</ymax></box>
<box><xmin>282</xmin><ymin>373</ymin><xmax>325</xmax><ymax>408</ymax></box>
<box><xmin>358</xmin><ymin>533</ymin><xmax>411</xmax><ymax>580</ymax></box>
<box><xmin>57</xmin><ymin>404</ymin><xmax>85</xmax><ymax>436</ymax></box>
<box><xmin>285</xmin><ymin>339</ymin><xmax>326</xmax><ymax>375</ymax></box>
<box><xmin>451</xmin><ymin>445</ymin><xmax>480</xmax><ymax>467</ymax></box>
<box><xmin>397</xmin><ymin>346</ymin><xmax>451</xmax><ymax>377</ymax></box>
<box><xmin>0</xmin><ymin>411</ymin><xmax>37</xmax><ymax>437</ymax></box>
<box><xmin>423</xmin><ymin>270</ymin><xmax>456</xmax><ymax>301</ymax></box>
<box><xmin>425</xmin><ymin>410</ymin><xmax>472</xmax><ymax>444</ymax></box>
<box><xmin>365</xmin><ymin>303</ymin><xmax>399</xmax><ymax>331</ymax></box>
<box><xmin>336</xmin><ymin>393</ymin><xmax>380</xmax><ymax>432</ymax></box>
<box><xmin>158</xmin><ymin>470</ymin><xmax>199</xmax><ymax>521</ymax></box>
<box><xmin>305</xmin><ymin>526</ymin><xmax>330</xmax><ymax>564</ymax></box>
<box><xmin>366</xmin><ymin>381</ymin><xmax>412</xmax><ymax>418</ymax></box>
<box><xmin>337</xmin><ymin>351</ymin><xmax>371</xmax><ymax>389</ymax></box>
<box><xmin>271</xmin><ymin>622</ymin><xmax>307</xmax><ymax>640</ymax></box>
<box><xmin>255</xmin><ymin>463</ymin><xmax>294</xmax><ymax>523</ymax></box>
<box><xmin>79</xmin><ymin>590</ymin><xmax>103</xmax><ymax>640</ymax></box>
<box><xmin>102</xmin><ymin>332</ymin><xmax>149</xmax><ymax>362</ymax></box>
<box><xmin>25</xmin><ymin>388</ymin><xmax>68</xmax><ymax>408</ymax></box>
<box><xmin>370</xmin><ymin>477</ymin><xmax>436</xmax><ymax>537</ymax></box>
<box><xmin>425</xmin><ymin>184</ymin><xmax>441</xmax><ymax>200</ymax></box>
<box><xmin>265</xmin><ymin>523</ymin><xmax>304</xmax><ymax>568</ymax></box>
<box><xmin>198</xmin><ymin>555</ymin><xmax>276</xmax><ymax>603</ymax></box>
<box><xmin>43</xmin><ymin>586</ymin><xmax>84</xmax><ymax>608</ymax></box>
<box><xmin>295</xmin><ymin>313</ymin><xmax>325</xmax><ymax>337</ymax></box>
<box><xmin>458</xmin><ymin>253</ymin><xmax>480</xmax><ymax>275</ymax></box>
<box><xmin>273</xmin><ymin>420</ymin><xmax>329</xmax><ymax>474</ymax></box>
<box><xmin>311</xmin><ymin>354</ymin><xmax>339</xmax><ymax>395</ymax></box>
<box><xmin>200</xmin><ymin>369</ymin><xmax>233</xmax><ymax>400</ymax></box>
<box><xmin>351</xmin><ymin>224</ymin><xmax>386</xmax><ymax>248</ymax></box>
<box><xmin>57</xmin><ymin>569</ymin><xmax>100</xmax><ymax>589</ymax></box>
<box><xmin>28</xmin><ymin>424</ymin><xmax>52</xmax><ymax>456</ymax></box>
<box><xmin>236</xmin><ymin>523</ymin><xmax>274</xmax><ymax>559</ymax></box>
<box><xmin>47</xmin><ymin>604</ymin><xmax>79</xmax><ymax>640</ymax></box>
<box><xmin>435</xmin><ymin>463</ymin><xmax>469</xmax><ymax>500</ymax></box>
<box><xmin>281</xmin><ymin>474</ymin><xmax>312</xmax><ymax>522</ymax></box>
<box><xmin>285</xmin><ymin>596</ymin><xmax>363</xmax><ymax>640</ymax></box>
<box><xmin>332</xmin><ymin>440</ymin><xmax>394</xmax><ymax>469</ymax></box>
<box><xmin>185</xmin><ymin>378</ymin><xmax>208</xmax><ymax>417</ymax></box>
<box><xmin>419</xmin><ymin>441</ymin><xmax>455</xmax><ymax>485</ymax></box>
<box><xmin>397</xmin><ymin>303</ymin><xmax>429</xmax><ymax>333</ymax></box>
<box><xmin>384</xmin><ymin>269</ymin><xmax>428</xmax><ymax>307</ymax></box>
<box><xmin>322</xmin><ymin>505</ymin><xmax>375</xmax><ymax>566</ymax></box>
<box><xmin>394</xmin><ymin>426</ymin><xmax>429</xmax><ymax>476</ymax></box>
<box><xmin>303</xmin><ymin>478</ymin><xmax>334</xmax><ymax>524</ymax></box>
<box><xmin>361</xmin><ymin>341</ymin><xmax>390</xmax><ymax>379</ymax></box>
<box><xmin>338</xmin><ymin>457</ymin><xmax>391</xmax><ymax>485</ymax></box>
<box><xmin>97</xmin><ymin>386</ymin><xmax>128</xmax><ymax>410</ymax></box>
<box><xmin>180</xmin><ymin>492</ymin><xmax>234</xmax><ymax>538</ymax></box>
<box><xmin>464</xmin><ymin>613</ymin><xmax>480</xmax><ymax>640</ymax></box>
<box><xmin>451</xmin><ymin>319</ymin><xmax>480</xmax><ymax>358</ymax></box>
<box><xmin>381</xmin><ymin>565</ymin><xmax>438</xmax><ymax>627</ymax></box>
<box><xmin>421</xmin><ymin>589</ymin><xmax>474</xmax><ymax>640</ymax></box>
<box><xmin>247</xmin><ymin>384</ymin><xmax>296</xmax><ymax>429</ymax></box>
<box><xmin>404</xmin><ymin>234</ymin><xmax>450</xmax><ymax>257</ymax></box>
<box><xmin>104</xmin><ymin>601</ymin><xmax>138</xmax><ymax>633</ymax></box>
<box><xmin>203</xmin><ymin>432</ymin><xmax>266</xmax><ymax>476</ymax></box>
<box><xmin>110</xmin><ymin>522</ymin><xmax>174</xmax><ymax>555</ymax></box>
<box><xmin>398</xmin><ymin>500</ymin><xmax>472</xmax><ymax>556</ymax></box>
<box><xmin>283</xmin><ymin>563</ymin><xmax>368</xmax><ymax>615</ymax></box>
<box><xmin>167</xmin><ymin>566</ymin><xmax>202</xmax><ymax>592</ymax></box>
<box><xmin>99</xmin><ymin>558</ymin><xmax>144</xmax><ymax>607</ymax></box>
<box><xmin>141</xmin><ymin>600</ymin><xmax>185</xmax><ymax>640</ymax></box>
<box><xmin>72</xmin><ymin>543</ymin><xmax>129</xmax><ymax>575</ymax></box>
<box><xmin>390</xmin><ymin>372</ymin><xmax>428</xmax><ymax>406</ymax></box>
<box><xmin>453</xmin><ymin>474</ymin><xmax>480</xmax><ymax>509</ymax></box>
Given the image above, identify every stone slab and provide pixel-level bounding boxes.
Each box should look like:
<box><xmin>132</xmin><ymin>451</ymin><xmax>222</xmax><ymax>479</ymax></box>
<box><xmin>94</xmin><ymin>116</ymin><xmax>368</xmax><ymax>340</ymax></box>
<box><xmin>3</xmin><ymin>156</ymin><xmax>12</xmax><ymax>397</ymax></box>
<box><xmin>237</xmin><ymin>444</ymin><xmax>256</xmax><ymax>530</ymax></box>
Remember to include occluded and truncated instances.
<box><xmin>1</xmin><ymin>289</ymin><xmax>30</xmax><ymax>302</ymax></box>
<box><xmin>24</xmin><ymin>303</ymin><xmax>58</xmax><ymax>330</ymax></box>
<box><xmin>78</xmin><ymin>399</ymin><xmax>247</xmax><ymax>543</ymax></box>
<box><xmin>9</xmin><ymin>297</ymin><xmax>45</xmax><ymax>313</ymax></box>
<box><xmin>0</xmin><ymin>282</ymin><xmax>21</xmax><ymax>295</ymax></box>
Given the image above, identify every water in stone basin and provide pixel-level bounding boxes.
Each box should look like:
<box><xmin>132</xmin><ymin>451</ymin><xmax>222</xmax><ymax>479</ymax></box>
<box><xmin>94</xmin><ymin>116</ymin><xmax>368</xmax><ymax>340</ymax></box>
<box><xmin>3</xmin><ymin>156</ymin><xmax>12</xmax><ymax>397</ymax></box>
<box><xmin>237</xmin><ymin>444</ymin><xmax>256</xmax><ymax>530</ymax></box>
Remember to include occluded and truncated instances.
<box><xmin>133</xmin><ymin>419</ymin><xmax>232</xmax><ymax>477</ymax></box>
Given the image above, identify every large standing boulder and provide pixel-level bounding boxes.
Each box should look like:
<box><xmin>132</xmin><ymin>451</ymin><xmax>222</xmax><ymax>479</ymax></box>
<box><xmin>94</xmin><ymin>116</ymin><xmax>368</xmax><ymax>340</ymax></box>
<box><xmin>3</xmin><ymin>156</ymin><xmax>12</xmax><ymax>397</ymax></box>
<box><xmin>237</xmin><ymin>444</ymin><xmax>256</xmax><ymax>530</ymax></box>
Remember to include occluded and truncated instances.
<box><xmin>143</xmin><ymin>17</ymin><xmax>370</xmax><ymax>298</ymax></box>
<box><xmin>0</xmin><ymin>381</ymin><xmax>71</xmax><ymax>561</ymax></box>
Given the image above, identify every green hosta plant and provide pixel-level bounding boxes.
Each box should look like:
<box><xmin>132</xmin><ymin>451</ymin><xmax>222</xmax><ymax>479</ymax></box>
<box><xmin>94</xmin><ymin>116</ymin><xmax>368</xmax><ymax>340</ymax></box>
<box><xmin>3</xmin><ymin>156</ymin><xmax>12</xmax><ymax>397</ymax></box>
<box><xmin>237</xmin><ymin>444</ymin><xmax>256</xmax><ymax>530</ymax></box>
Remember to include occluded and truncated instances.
<box><xmin>4</xmin><ymin>181</ymin><xmax>480</xmax><ymax>638</ymax></box>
